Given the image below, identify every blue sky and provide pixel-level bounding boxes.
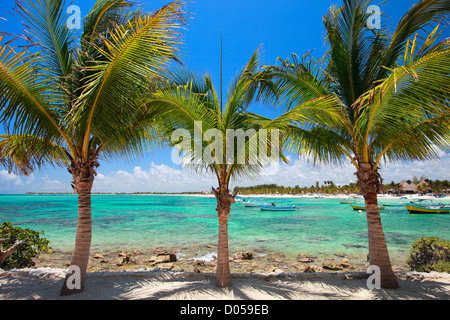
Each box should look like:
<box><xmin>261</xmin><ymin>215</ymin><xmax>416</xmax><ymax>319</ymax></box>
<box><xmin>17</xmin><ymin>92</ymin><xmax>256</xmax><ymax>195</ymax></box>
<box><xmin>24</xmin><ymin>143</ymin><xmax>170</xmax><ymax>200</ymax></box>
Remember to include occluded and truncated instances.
<box><xmin>1</xmin><ymin>0</ymin><xmax>449</xmax><ymax>193</ymax></box>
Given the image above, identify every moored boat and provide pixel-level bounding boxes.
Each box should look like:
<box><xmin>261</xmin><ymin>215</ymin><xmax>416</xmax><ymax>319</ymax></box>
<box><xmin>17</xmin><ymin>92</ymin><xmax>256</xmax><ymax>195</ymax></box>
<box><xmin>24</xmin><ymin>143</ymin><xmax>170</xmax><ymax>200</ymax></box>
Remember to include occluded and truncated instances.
<box><xmin>339</xmin><ymin>199</ymin><xmax>357</xmax><ymax>204</ymax></box>
<box><xmin>382</xmin><ymin>203</ymin><xmax>405</xmax><ymax>207</ymax></box>
<box><xmin>259</xmin><ymin>200</ymin><xmax>297</xmax><ymax>211</ymax></box>
<box><xmin>244</xmin><ymin>201</ymin><xmax>273</xmax><ymax>207</ymax></box>
<box><xmin>351</xmin><ymin>204</ymin><xmax>385</xmax><ymax>211</ymax></box>
<box><xmin>406</xmin><ymin>202</ymin><xmax>450</xmax><ymax>214</ymax></box>
<box><xmin>260</xmin><ymin>205</ymin><xmax>297</xmax><ymax>212</ymax></box>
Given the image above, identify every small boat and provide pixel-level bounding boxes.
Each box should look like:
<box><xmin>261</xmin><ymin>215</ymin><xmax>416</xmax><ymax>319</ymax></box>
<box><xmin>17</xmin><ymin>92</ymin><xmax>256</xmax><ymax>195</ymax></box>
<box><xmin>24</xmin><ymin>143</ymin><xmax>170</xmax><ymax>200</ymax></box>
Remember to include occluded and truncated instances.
<box><xmin>243</xmin><ymin>199</ymin><xmax>273</xmax><ymax>207</ymax></box>
<box><xmin>406</xmin><ymin>200</ymin><xmax>450</xmax><ymax>214</ymax></box>
<box><xmin>351</xmin><ymin>204</ymin><xmax>385</xmax><ymax>211</ymax></box>
<box><xmin>235</xmin><ymin>197</ymin><xmax>245</xmax><ymax>203</ymax></box>
<box><xmin>339</xmin><ymin>200</ymin><xmax>357</xmax><ymax>204</ymax></box>
<box><xmin>382</xmin><ymin>203</ymin><xmax>405</xmax><ymax>207</ymax></box>
<box><xmin>260</xmin><ymin>205</ymin><xmax>297</xmax><ymax>212</ymax></box>
<box><xmin>259</xmin><ymin>200</ymin><xmax>297</xmax><ymax>212</ymax></box>
<box><xmin>381</xmin><ymin>200</ymin><xmax>406</xmax><ymax>207</ymax></box>
<box><xmin>245</xmin><ymin>202</ymin><xmax>271</xmax><ymax>207</ymax></box>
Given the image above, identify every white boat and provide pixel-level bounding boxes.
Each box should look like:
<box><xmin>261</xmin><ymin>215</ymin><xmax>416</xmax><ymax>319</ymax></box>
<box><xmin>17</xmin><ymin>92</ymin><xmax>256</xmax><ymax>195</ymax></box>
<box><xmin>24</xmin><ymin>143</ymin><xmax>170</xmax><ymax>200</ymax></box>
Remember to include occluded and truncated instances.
<box><xmin>235</xmin><ymin>197</ymin><xmax>246</xmax><ymax>203</ymax></box>
<box><xmin>381</xmin><ymin>197</ymin><xmax>407</xmax><ymax>207</ymax></box>
<box><xmin>244</xmin><ymin>202</ymin><xmax>272</xmax><ymax>207</ymax></box>
<box><xmin>243</xmin><ymin>198</ymin><xmax>273</xmax><ymax>207</ymax></box>
<box><xmin>259</xmin><ymin>201</ymin><xmax>297</xmax><ymax>212</ymax></box>
<box><xmin>381</xmin><ymin>201</ymin><xmax>406</xmax><ymax>207</ymax></box>
<box><xmin>260</xmin><ymin>205</ymin><xmax>297</xmax><ymax>212</ymax></box>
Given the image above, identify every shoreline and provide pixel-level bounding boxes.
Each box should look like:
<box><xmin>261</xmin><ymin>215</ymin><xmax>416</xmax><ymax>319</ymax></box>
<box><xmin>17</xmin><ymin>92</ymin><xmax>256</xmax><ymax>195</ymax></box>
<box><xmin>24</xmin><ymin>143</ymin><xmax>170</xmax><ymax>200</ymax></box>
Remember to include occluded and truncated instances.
<box><xmin>31</xmin><ymin>245</ymin><xmax>410</xmax><ymax>275</ymax></box>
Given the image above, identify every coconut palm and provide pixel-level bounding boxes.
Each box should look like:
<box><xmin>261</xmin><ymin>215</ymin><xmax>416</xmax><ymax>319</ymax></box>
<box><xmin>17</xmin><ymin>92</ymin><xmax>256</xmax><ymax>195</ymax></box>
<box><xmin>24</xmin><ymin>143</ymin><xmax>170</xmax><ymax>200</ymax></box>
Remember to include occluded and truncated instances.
<box><xmin>0</xmin><ymin>0</ymin><xmax>186</xmax><ymax>295</ymax></box>
<box><xmin>261</xmin><ymin>0</ymin><xmax>450</xmax><ymax>288</ymax></box>
<box><xmin>146</xmin><ymin>48</ymin><xmax>288</xmax><ymax>287</ymax></box>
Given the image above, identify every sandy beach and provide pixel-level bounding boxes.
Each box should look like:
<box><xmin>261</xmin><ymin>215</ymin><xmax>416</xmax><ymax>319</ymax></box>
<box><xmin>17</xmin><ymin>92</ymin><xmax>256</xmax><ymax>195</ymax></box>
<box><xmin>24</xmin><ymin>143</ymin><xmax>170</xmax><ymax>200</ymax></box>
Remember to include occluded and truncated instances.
<box><xmin>1</xmin><ymin>268</ymin><xmax>449</xmax><ymax>300</ymax></box>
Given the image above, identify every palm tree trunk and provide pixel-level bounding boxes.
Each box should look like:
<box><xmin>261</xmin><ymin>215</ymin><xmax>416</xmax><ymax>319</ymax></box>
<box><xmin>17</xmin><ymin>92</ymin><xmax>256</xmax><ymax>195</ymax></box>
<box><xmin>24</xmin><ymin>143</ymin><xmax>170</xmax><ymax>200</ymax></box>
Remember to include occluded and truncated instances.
<box><xmin>0</xmin><ymin>239</ymin><xmax>25</xmax><ymax>268</ymax></box>
<box><xmin>60</xmin><ymin>155</ymin><xmax>99</xmax><ymax>296</ymax></box>
<box><xmin>60</xmin><ymin>186</ymin><xmax>92</xmax><ymax>295</ymax></box>
<box><xmin>212</xmin><ymin>185</ymin><xmax>235</xmax><ymax>288</ymax></box>
<box><xmin>216</xmin><ymin>209</ymin><xmax>232</xmax><ymax>288</ymax></box>
<box><xmin>357</xmin><ymin>162</ymin><xmax>399</xmax><ymax>289</ymax></box>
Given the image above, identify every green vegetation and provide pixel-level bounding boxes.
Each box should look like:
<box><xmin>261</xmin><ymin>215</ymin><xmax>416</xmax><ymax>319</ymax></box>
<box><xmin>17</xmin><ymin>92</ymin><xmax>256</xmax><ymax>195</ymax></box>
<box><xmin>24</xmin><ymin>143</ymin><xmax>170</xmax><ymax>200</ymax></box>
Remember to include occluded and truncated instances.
<box><xmin>234</xmin><ymin>182</ymin><xmax>359</xmax><ymax>195</ymax></box>
<box><xmin>407</xmin><ymin>237</ymin><xmax>450</xmax><ymax>273</ymax></box>
<box><xmin>234</xmin><ymin>179</ymin><xmax>450</xmax><ymax>196</ymax></box>
<box><xmin>386</xmin><ymin>179</ymin><xmax>450</xmax><ymax>194</ymax></box>
<box><xmin>0</xmin><ymin>222</ymin><xmax>52</xmax><ymax>270</ymax></box>
<box><xmin>424</xmin><ymin>180</ymin><xmax>450</xmax><ymax>194</ymax></box>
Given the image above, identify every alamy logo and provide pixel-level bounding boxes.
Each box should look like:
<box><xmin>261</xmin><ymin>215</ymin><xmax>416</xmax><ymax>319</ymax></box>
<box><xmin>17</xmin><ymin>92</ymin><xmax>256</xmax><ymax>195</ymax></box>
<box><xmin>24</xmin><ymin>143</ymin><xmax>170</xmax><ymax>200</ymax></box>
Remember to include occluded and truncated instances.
<box><xmin>367</xmin><ymin>5</ymin><xmax>381</xmax><ymax>30</ymax></box>
<box><xmin>66</xmin><ymin>5</ymin><xmax>82</xmax><ymax>30</ymax></box>
<box><xmin>366</xmin><ymin>265</ymin><xmax>381</xmax><ymax>290</ymax></box>
<box><xmin>66</xmin><ymin>265</ymin><xmax>81</xmax><ymax>290</ymax></box>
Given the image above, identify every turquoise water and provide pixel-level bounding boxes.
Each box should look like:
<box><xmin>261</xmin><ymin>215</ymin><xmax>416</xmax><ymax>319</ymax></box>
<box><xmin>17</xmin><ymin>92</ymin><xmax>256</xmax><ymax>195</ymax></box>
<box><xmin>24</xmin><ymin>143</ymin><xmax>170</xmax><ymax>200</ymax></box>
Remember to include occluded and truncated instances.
<box><xmin>1</xmin><ymin>194</ymin><xmax>449</xmax><ymax>263</ymax></box>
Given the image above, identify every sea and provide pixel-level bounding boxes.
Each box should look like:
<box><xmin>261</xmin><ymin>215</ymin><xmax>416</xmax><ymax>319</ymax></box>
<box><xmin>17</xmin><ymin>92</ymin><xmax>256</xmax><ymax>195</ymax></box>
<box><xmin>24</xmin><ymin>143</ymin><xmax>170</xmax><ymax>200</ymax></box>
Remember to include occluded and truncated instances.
<box><xmin>1</xmin><ymin>194</ymin><xmax>449</xmax><ymax>266</ymax></box>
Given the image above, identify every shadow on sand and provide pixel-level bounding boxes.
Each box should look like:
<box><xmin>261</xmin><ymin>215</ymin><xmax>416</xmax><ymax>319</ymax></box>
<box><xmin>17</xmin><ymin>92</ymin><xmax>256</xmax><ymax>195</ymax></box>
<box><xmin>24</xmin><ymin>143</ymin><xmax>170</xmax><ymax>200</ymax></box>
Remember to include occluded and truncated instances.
<box><xmin>1</xmin><ymin>270</ymin><xmax>449</xmax><ymax>300</ymax></box>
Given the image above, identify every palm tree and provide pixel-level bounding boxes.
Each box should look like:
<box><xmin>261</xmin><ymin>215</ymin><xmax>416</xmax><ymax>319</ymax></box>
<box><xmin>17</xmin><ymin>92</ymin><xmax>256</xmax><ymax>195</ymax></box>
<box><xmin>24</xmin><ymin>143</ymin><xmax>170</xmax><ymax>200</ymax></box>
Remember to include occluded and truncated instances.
<box><xmin>0</xmin><ymin>0</ymin><xmax>186</xmax><ymax>295</ymax></box>
<box><xmin>146</xmin><ymin>49</ymin><xmax>288</xmax><ymax>287</ymax></box>
<box><xmin>261</xmin><ymin>0</ymin><xmax>450</xmax><ymax>288</ymax></box>
<box><xmin>416</xmin><ymin>183</ymin><xmax>427</xmax><ymax>194</ymax></box>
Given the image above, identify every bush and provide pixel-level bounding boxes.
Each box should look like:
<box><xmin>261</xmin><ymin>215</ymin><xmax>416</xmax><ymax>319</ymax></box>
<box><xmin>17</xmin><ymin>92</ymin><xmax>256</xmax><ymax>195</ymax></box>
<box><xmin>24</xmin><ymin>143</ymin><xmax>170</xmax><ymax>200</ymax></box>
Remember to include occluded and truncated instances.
<box><xmin>406</xmin><ymin>237</ymin><xmax>450</xmax><ymax>273</ymax></box>
<box><xmin>0</xmin><ymin>222</ymin><xmax>52</xmax><ymax>270</ymax></box>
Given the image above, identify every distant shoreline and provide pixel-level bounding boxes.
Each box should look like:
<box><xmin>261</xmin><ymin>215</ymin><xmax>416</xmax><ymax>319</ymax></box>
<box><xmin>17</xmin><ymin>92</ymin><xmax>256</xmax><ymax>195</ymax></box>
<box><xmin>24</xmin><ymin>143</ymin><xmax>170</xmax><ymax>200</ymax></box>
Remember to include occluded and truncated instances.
<box><xmin>18</xmin><ymin>192</ymin><xmax>449</xmax><ymax>200</ymax></box>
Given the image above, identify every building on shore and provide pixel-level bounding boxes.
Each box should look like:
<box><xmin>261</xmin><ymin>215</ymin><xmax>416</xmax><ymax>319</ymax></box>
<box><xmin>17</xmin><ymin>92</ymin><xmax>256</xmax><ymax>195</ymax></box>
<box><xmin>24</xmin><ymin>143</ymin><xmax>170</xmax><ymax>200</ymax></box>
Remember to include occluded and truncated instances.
<box><xmin>386</xmin><ymin>179</ymin><xmax>430</xmax><ymax>195</ymax></box>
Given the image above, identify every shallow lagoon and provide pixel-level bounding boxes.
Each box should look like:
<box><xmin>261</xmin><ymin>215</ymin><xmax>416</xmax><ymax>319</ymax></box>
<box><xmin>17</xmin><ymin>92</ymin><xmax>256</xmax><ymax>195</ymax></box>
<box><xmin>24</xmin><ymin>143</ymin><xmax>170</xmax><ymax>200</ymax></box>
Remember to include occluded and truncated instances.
<box><xmin>1</xmin><ymin>194</ymin><xmax>449</xmax><ymax>266</ymax></box>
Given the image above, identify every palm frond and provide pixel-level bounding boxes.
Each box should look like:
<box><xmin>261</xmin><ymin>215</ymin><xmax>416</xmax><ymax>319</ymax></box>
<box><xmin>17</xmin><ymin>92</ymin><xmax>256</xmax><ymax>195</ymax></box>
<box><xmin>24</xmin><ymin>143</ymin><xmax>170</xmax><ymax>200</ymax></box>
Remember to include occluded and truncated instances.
<box><xmin>82</xmin><ymin>0</ymin><xmax>137</xmax><ymax>48</ymax></box>
<box><xmin>0</xmin><ymin>36</ymin><xmax>70</xmax><ymax>144</ymax></box>
<box><xmin>14</xmin><ymin>0</ymin><xmax>74</xmax><ymax>79</ymax></box>
<box><xmin>225</xmin><ymin>47</ymin><xmax>263</xmax><ymax>114</ymax></box>
<box><xmin>323</xmin><ymin>0</ymin><xmax>380</xmax><ymax>105</ymax></box>
<box><xmin>356</xmin><ymin>36</ymin><xmax>450</xmax><ymax>163</ymax></box>
<box><xmin>381</xmin><ymin>0</ymin><xmax>450</xmax><ymax>75</ymax></box>
<box><xmin>262</xmin><ymin>52</ymin><xmax>331</xmax><ymax>111</ymax></box>
<box><xmin>146</xmin><ymin>50</ymin><xmax>291</xmax><ymax>185</ymax></box>
<box><xmin>96</xmin><ymin>90</ymin><xmax>176</xmax><ymax>160</ymax></box>
<box><xmin>72</xmin><ymin>0</ymin><xmax>186</xmax><ymax>156</ymax></box>
<box><xmin>0</xmin><ymin>134</ymin><xmax>71</xmax><ymax>175</ymax></box>
<box><xmin>254</xmin><ymin>93</ymin><xmax>354</xmax><ymax>166</ymax></box>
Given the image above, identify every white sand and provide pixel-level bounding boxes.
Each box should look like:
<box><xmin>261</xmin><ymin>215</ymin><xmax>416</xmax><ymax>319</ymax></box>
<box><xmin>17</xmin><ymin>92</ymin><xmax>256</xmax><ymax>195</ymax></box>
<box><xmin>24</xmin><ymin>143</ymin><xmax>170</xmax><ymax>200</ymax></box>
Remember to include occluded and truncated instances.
<box><xmin>1</xmin><ymin>268</ymin><xmax>449</xmax><ymax>300</ymax></box>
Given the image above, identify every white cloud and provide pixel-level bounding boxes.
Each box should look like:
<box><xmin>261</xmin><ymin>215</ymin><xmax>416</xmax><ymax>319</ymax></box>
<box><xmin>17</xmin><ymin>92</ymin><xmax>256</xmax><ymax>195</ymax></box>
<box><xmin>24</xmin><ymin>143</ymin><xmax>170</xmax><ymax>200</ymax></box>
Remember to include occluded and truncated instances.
<box><xmin>0</xmin><ymin>170</ymin><xmax>70</xmax><ymax>194</ymax></box>
<box><xmin>0</xmin><ymin>170</ymin><xmax>24</xmax><ymax>191</ymax></box>
<box><xmin>234</xmin><ymin>157</ymin><xmax>357</xmax><ymax>188</ymax></box>
<box><xmin>378</xmin><ymin>153</ymin><xmax>450</xmax><ymax>183</ymax></box>
<box><xmin>37</xmin><ymin>175</ymin><xmax>71</xmax><ymax>193</ymax></box>
<box><xmin>92</xmin><ymin>162</ymin><xmax>217</xmax><ymax>193</ymax></box>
